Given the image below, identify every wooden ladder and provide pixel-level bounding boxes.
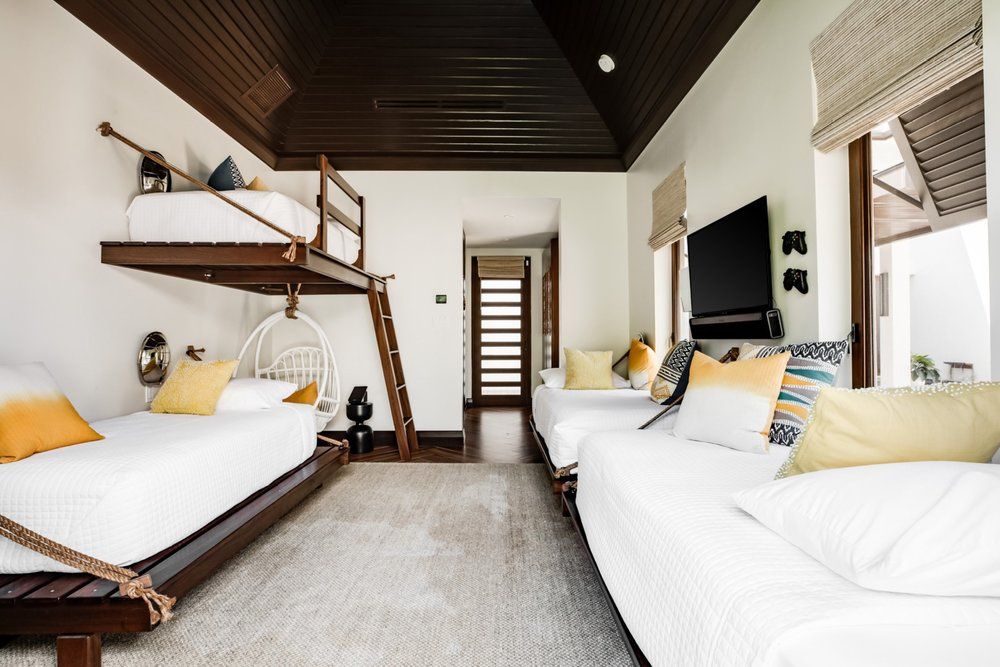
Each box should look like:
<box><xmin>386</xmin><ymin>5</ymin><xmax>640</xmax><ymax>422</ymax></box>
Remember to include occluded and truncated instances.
<box><xmin>368</xmin><ymin>283</ymin><xmax>418</xmax><ymax>461</ymax></box>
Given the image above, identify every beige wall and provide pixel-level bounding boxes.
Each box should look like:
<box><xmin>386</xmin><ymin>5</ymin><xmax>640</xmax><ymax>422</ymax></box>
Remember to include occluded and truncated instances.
<box><xmin>625</xmin><ymin>0</ymin><xmax>854</xmax><ymax>361</ymax></box>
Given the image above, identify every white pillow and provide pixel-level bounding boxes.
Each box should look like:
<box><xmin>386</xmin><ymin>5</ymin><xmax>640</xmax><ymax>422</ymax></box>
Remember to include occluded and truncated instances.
<box><xmin>539</xmin><ymin>367</ymin><xmax>629</xmax><ymax>389</ymax></box>
<box><xmin>216</xmin><ymin>378</ymin><xmax>298</xmax><ymax>411</ymax></box>
<box><xmin>734</xmin><ymin>461</ymin><xmax>1000</xmax><ymax>597</ymax></box>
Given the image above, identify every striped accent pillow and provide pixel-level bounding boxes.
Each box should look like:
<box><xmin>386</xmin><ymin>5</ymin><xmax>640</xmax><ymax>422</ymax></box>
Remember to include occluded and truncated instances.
<box><xmin>738</xmin><ymin>339</ymin><xmax>849</xmax><ymax>446</ymax></box>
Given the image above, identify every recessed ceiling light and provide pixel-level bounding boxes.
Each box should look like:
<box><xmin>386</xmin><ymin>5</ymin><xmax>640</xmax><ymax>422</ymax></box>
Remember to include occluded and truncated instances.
<box><xmin>598</xmin><ymin>54</ymin><xmax>615</xmax><ymax>73</ymax></box>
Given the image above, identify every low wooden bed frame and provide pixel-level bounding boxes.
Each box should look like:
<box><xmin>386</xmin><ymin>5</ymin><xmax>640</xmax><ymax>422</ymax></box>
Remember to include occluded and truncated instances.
<box><xmin>562</xmin><ymin>487</ymin><xmax>651</xmax><ymax>667</ymax></box>
<box><xmin>0</xmin><ymin>440</ymin><xmax>349</xmax><ymax>666</ymax></box>
<box><xmin>528</xmin><ymin>415</ymin><xmax>574</xmax><ymax>494</ymax></box>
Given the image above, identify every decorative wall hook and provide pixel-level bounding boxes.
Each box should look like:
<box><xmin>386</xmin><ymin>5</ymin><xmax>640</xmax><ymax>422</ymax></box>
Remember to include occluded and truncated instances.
<box><xmin>186</xmin><ymin>346</ymin><xmax>205</xmax><ymax>361</ymax></box>
<box><xmin>783</xmin><ymin>268</ymin><xmax>809</xmax><ymax>294</ymax></box>
<box><xmin>782</xmin><ymin>230</ymin><xmax>807</xmax><ymax>255</ymax></box>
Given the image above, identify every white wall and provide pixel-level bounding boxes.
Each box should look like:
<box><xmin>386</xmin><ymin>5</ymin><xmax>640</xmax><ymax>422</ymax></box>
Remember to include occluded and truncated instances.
<box><xmin>625</xmin><ymin>0</ymin><xmax>854</xmax><ymax>360</ymax></box>
<box><xmin>1</xmin><ymin>2</ymin><xmax>630</xmax><ymax>435</ymax></box>
<box><xmin>464</xmin><ymin>247</ymin><xmax>545</xmax><ymax>397</ymax></box>
<box><xmin>0</xmin><ymin>0</ymin><xmax>276</xmax><ymax>421</ymax></box>
<box><xmin>264</xmin><ymin>171</ymin><xmax>627</xmax><ymax>432</ymax></box>
<box><xmin>986</xmin><ymin>0</ymin><xmax>1000</xmax><ymax>378</ymax></box>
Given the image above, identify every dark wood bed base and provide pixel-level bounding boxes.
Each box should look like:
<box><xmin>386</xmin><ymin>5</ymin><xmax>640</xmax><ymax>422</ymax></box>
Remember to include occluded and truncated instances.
<box><xmin>0</xmin><ymin>441</ymin><xmax>349</xmax><ymax>667</ymax></box>
<box><xmin>528</xmin><ymin>415</ymin><xmax>574</xmax><ymax>494</ymax></box>
<box><xmin>562</xmin><ymin>488</ymin><xmax>651</xmax><ymax>667</ymax></box>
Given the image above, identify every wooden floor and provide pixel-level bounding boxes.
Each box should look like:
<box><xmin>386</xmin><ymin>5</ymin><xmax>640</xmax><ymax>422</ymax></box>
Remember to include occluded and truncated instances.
<box><xmin>353</xmin><ymin>407</ymin><xmax>542</xmax><ymax>463</ymax></box>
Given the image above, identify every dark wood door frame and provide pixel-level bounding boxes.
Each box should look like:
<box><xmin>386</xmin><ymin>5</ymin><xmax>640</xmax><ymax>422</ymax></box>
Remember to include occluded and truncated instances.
<box><xmin>471</xmin><ymin>256</ymin><xmax>532</xmax><ymax>407</ymax></box>
<box><xmin>849</xmin><ymin>134</ymin><xmax>877</xmax><ymax>389</ymax></box>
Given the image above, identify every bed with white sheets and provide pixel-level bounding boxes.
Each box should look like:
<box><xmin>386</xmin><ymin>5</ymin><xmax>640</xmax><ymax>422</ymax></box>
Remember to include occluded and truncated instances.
<box><xmin>531</xmin><ymin>385</ymin><xmax>675</xmax><ymax>469</ymax></box>
<box><xmin>0</xmin><ymin>403</ymin><xmax>316</xmax><ymax>574</ymax></box>
<box><xmin>126</xmin><ymin>190</ymin><xmax>361</xmax><ymax>264</ymax></box>
<box><xmin>575</xmin><ymin>431</ymin><xmax>1000</xmax><ymax>667</ymax></box>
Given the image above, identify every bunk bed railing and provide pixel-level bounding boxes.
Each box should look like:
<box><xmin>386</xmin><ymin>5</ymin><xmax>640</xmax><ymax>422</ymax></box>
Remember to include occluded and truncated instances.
<box><xmin>316</xmin><ymin>154</ymin><xmax>366</xmax><ymax>271</ymax></box>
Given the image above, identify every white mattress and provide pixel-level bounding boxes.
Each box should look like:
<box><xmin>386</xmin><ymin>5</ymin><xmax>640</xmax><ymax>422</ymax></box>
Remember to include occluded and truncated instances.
<box><xmin>0</xmin><ymin>404</ymin><xmax>316</xmax><ymax>574</ymax></box>
<box><xmin>127</xmin><ymin>190</ymin><xmax>361</xmax><ymax>264</ymax></box>
<box><xmin>576</xmin><ymin>432</ymin><xmax>1000</xmax><ymax>667</ymax></box>
<box><xmin>531</xmin><ymin>385</ymin><xmax>676</xmax><ymax>468</ymax></box>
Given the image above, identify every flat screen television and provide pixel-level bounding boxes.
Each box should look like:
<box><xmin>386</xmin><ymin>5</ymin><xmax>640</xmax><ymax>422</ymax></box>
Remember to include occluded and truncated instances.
<box><xmin>687</xmin><ymin>196</ymin><xmax>772</xmax><ymax>317</ymax></box>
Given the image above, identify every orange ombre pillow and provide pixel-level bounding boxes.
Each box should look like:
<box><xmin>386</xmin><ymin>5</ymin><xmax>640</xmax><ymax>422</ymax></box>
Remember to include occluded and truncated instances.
<box><xmin>0</xmin><ymin>363</ymin><xmax>103</xmax><ymax>463</ymax></box>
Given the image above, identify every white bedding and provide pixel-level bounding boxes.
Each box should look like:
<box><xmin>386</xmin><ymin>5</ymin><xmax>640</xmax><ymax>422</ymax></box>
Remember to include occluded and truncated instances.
<box><xmin>0</xmin><ymin>404</ymin><xmax>316</xmax><ymax>574</ymax></box>
<box><xmin>576</xmin><ymin>431</ymin><xmax>1000</xmax><ymax>667</ymax></box>
<box><xmin>531</xmin><ymin>385</ymin><xmax>676</xmax><ymax>468</ymax></box>
<box><xmin>127</xmin><ymin>190</ymin><xmax>361</xmax><ymax>264</ymax></box>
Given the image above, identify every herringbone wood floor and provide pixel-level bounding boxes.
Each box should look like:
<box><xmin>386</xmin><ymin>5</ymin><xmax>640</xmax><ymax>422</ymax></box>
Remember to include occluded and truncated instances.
<box><xmin>353</xmin><ymin>407</ymin><xmax>542</xmax><ymax>463</ymax></box>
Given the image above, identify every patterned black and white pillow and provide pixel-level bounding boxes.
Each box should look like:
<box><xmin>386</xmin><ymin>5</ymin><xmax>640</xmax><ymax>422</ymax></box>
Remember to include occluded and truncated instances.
<box><xmin>650</xmin><ymin>339</ymin><xmax>697</xmax><ymax>405</ymax></box>
<box><xmin>207</xmin><ymin>156</ymin><xmax>246</xmax><ymax>191</ymax></box>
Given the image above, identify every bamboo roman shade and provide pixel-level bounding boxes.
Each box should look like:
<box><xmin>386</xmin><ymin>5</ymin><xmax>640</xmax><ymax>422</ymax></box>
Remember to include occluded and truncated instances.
<box><xmin>477</xmin><ymin>256</ymin><xmax>525</xmax><ymax>279</ymax></box>
<box><xmin>810</xmin><ymin>0</ymin><xmax>983</xmax><ymax>153</ymax></box>
<box><xmin>648</xmin><ymin>163</ymin><xmax>686</xmax><ymax>251</ymax></box>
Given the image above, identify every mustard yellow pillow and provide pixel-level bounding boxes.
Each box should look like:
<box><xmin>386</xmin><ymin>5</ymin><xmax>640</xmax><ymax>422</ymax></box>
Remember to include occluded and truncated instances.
<box><xmin>564</xmin><ymin>349</ymin><xmax>614</xmax><ymax>390</ymax></box>
<box><xmin>247</xmin><ymin>176</ymin><xmax>269</xmax><ymax>191</ymax></box>
<box><xmin>151</xmin><ymin>360</ymin><xmax>239</xmax><ymax>416</ymax></box>
<box><xmin>627</xmin><ymin>339</ymin><xmax>657</xmax><ymax>390</ymax></box>
<box><xmin>0</xmin><ymin>363</ymin><xmax>103</xmax><ymax>463</ymax></box>
<box><xmin>284</xmin><ymin>381</ymin><xmax>318</xmax><ymax>405</ymax></box>
<box><xmin>778</xmin><ymin>383</ymin><xmax>1000</xmax><ymax>478</ymax></box>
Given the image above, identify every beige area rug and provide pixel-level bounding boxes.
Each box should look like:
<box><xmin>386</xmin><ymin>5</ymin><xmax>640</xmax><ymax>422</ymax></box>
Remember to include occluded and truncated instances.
<box><xmin>4</xmin><ymin>463</ymin><xmax>630</xmax><ymax>666</ymax></box>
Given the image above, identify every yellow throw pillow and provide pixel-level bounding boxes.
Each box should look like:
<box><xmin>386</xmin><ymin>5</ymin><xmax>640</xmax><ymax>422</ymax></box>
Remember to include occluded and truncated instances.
<box><xmin>0</xmin><ymin>363</ymin><xmax>103</xmax><ymax>463</ymax></box>
<box><xmin>247</xmin><ymin>176</ymin><xmax>269</xmax><ymax>191</ymax></box>
<box><xmin>564</xmin><ymin>349</ymin><xmax>614</xmax><ymax>390</ymax></box>
<box><xmin>284</xmin><ymin>381</ymin><xmax>318</xmax><ymax>405</ymax></box>
<box><xmin>778</xmin><ymin>383</ymin><xmax>1000</xmax><ymax>478</ymax></box>
<box><xmin>674</xmin><ymin>351</ymin><xmax>790</xmax><ymax>453</ymax></box>
<box><xmin>627</xmin><ymin>339</ymin><xmax>657</xmax><ymax>390</ymax></box>
<box><xmin>151</xmin><ymin>360</ymin><xmax>239</xmax><ymax>416</ymax></box>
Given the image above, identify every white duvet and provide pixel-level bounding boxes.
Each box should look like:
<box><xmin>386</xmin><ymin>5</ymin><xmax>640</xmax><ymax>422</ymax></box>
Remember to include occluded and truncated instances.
<box><xmin>0</xmin><ymin>404</ymin><xmax>316</xmax><ymax>574</ymax></box>
<box><xmin>531</xmin><ymin>385</ymin><xmax>676</xmax><ymax>468</ymax></box>
<box><xmin>576</xmin><ymin>431</ymin><xmax>1000</xmax><ymax>667</ymax></box>
<box><xmin>127</xmin><ymin>190</ymin><xmax>361</xmax><ymax>264</ymax></box>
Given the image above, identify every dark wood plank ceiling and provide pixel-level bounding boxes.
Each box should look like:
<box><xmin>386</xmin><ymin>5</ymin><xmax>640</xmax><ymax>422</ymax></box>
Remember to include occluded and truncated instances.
<box><xmin>533</xmin><ymin>0</ymin><xmax>760</xmax><ymax>167</ymax></box>
<box><xmin>56</xmin><ymin>0</ymin><xmax>758</xmax><ymax>172</ymax></box>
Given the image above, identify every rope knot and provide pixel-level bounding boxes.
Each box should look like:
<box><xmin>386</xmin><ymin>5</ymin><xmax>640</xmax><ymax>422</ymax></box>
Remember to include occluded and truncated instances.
<box><xmin>281</xmin><ymin>235</ymin><xmax>306</xmax><ymax>262</ymax></box>
<box><xmin>120</xmin><ymin>575</ymin><xmax>176</xmax><ymax>625</ymax></box>
<box><xmin>285</xmin><ymin>284</ymin><xmax>301</xmax><ymax>319</ymax></box>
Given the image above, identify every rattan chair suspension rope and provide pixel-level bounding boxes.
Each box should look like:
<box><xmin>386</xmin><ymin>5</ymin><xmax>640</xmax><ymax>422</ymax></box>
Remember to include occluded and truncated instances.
<box><xmin>97</xmin><ymin>122</ymin><xmax>306</xmax><ymax>262</ymax></box>
<box><xmin>0</xmin><ymin>514</ymin><xmax>175</xmax><ymax>624</ymax></box>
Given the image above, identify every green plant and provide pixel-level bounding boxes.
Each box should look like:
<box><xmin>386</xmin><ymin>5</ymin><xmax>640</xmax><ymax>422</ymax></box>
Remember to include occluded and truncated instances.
<box><xmin>910</xmin><ymin>354</ymin><xmax>940</xmax><ymax>384</ymax></box>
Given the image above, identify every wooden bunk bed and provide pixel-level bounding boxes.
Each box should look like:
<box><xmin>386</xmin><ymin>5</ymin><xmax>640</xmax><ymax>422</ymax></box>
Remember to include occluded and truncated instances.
<box><xmin>0</xmin><ymin>126</ymin><xmax>417</xmax><ymax>666</ymax></box>
<box><xmin>97</xmin><ymin>127</ymin><xmax>418</xmax><ymax>460</ymax></box>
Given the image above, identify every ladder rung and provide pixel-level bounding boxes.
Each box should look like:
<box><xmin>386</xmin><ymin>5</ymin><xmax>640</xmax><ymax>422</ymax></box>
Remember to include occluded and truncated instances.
<box><xmin>390</xmin><ymin>349</ymin><xmax>399</xmax><ymax>355</ymax></box>
<box><xmin>396</xmin><ymin>383</ymin><xmax>406</xmax><ymax>391</ymax></box>
<box><xmin>404</xmin><ymin>417</ymin><xmax>414</xmax><ymax>427</ymax></box>
<box><xmin>382</xmin><ymin>315</ymin><xmax>392</xmax><ymax>320</ymax></box>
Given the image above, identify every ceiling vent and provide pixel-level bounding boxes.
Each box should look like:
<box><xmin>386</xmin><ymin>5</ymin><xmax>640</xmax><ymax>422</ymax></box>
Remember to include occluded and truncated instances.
<box><xmin>374</xmin><ymin>98</ymin><xmax>505</xmax><ymax>111</ymax></box>
<box><xmin>244</xmin><ymin>65</ymin><xmax>295</xmax><ymax>116</ymax></box>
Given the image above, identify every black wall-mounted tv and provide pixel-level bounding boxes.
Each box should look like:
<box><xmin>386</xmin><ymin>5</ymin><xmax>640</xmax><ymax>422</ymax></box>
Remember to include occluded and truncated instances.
<box><xmin>687</xmin><ymin>196</ymin><xmax>773</xmax><ymax>317</ymax></box>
